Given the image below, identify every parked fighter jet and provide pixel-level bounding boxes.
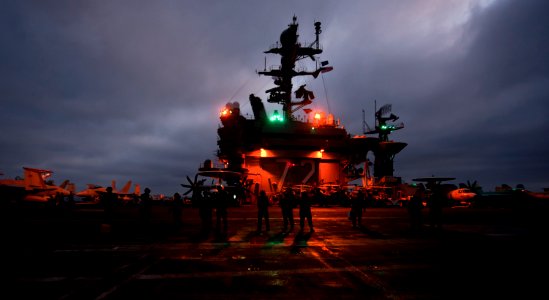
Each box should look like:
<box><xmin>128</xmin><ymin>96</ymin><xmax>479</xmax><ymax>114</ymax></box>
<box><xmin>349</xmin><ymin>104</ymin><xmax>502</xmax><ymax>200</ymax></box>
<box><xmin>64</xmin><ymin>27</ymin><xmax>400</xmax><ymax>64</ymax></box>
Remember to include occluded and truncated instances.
<box><xmin>0</xmin><ymin>167</ymin><xmax>73</xmax><ymax>203</ymax></box>
<box><xmin>76</xmin><ymin>180</ymin><xmax>133</xmax><ymax>202</ymax></box>
<box><xmin>119</xmin><ymin>183</ymin><xmax>141</xmax><ymax>203</ymax></box>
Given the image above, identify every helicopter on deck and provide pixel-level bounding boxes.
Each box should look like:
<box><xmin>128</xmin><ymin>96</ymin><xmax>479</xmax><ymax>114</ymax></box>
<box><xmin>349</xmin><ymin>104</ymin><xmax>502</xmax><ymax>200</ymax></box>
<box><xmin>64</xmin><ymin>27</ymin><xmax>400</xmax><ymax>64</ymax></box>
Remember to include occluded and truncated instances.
<box><xmin>182</xmin><ymin>160</ymin><xmax>256</xmax><ymax>207</ymax></box>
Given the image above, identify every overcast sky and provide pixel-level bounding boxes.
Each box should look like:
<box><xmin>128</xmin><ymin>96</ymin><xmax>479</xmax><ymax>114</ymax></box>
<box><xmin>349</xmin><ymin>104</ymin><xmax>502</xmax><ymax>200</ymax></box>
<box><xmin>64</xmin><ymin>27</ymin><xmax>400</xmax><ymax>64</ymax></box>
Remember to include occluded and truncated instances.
<box><xmin>2</xmin><ymin>0</ymin><xmax>548</xmax><ymax>195</ymax></box>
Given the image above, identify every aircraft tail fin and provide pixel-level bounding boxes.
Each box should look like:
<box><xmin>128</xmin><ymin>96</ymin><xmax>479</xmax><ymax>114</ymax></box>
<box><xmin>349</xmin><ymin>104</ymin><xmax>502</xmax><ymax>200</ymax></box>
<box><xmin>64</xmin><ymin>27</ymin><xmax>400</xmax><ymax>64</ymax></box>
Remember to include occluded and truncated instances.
<box><xmin>120</xmin><ymin>180</ymin><xmax>132</xmax><ymax>194</ymax></box>
<box><xmin>23</xmin><ymin>167</ymin><xmax>51</xmax><ymax>190</ymax></box>
<box><xmin>66</xmin><ymin>182</ymin><xmax>76</xmax><ymax>193</ymax></box>
<box><xmin>59</xmin><ymin>179</ymin><xmax>70</xmax><ymax>189</ymax></box>
<box><xmin>134</xmin><ymin>184</ymin><xmax>141</xmax><ymax>195</ymax></box>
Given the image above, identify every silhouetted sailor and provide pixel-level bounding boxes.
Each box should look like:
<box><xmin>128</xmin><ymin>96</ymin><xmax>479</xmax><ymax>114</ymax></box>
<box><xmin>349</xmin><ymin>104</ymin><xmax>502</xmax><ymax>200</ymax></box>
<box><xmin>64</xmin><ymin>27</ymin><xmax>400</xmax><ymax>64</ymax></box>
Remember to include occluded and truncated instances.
<box><xmin>408</xmin><ymin>185</ymin><xmax>425</xmax><ymax>232</ymax></box>
<box><xmin>280</xmin><ymin>188</ymin><xmax>295</xmax><ymax>231</ymax></box>
<box><xmin>199</xmin><ymin>190</ymin><xmax>213</xmax><ymax>234</ymax></box>
<box><xmin>428</xmin><ymin>185</ymin><xmax>444</xmax><ymax>230</ymax></box>
<box><xmin>299</xmin><ymin>191</ymin><xmax>314</xmax><ymax>233</ymax></box>
<box><xmin>215</xmin><ymin>186</ymin><xmax>228</xmax><ymax>234</ymax></box>
<box><xmin>172</xmin><ymin>192</ymin><xmax>183</xmax><ymax>228</ymax></box>
<box><xmin>350</xmin><ymin>189</ymin><xmax>365</xmax><ymax>228</ymax></box>
<box><xmin>257</xmin><ymin>190</ymin><xmax>270</xmax><ymax>233</ymax></box>
<box><xmin>139</xmin><ymin>187</ymin><xmax>153</xmax><ymax>226</ymax></box>
<box><xmin>101</xmin><ymin>186</ymin><xmax>116</xmax><ymax>224</ymax></box>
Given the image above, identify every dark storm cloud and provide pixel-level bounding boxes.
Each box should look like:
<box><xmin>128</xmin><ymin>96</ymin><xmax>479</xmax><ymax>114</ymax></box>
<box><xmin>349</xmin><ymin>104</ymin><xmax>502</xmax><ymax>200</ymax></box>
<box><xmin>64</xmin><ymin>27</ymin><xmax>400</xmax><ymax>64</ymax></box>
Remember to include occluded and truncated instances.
<box><xmin>318</xmin><ymin>0</ymin><xmax>549</xmax><ymax>191</ymax></box>
<box><xmin>421</xmin><ymin>0</ymin><xmax>549</xmax><ymax>190</ymax></box>
<box><xmin>1</xmin><ymin>0</ymin><xmax>548</xmax><ymax>194</ymax></box>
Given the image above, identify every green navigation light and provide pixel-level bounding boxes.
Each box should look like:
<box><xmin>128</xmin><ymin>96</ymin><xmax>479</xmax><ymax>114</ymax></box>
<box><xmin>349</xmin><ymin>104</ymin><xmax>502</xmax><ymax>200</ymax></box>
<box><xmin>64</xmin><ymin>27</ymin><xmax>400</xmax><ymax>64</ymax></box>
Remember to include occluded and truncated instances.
<box><xmin>269</xmin><ymin>110</ymin><xmax>284</xmax><ymax>122</ymax></box>
<box><xmin>269</xmin><ymin>115</ymin><xmax>284</xmax><ymax>122</ymax></box>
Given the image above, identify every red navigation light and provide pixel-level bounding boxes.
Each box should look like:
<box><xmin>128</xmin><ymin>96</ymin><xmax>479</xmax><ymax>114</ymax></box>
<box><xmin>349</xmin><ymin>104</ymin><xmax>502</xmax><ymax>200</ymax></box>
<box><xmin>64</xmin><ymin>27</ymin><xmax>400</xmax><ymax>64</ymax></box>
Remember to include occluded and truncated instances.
<box><xmin>220</xmin><ymin>108</ymin><xmax>231</xmax><ymax>118</ymax></box>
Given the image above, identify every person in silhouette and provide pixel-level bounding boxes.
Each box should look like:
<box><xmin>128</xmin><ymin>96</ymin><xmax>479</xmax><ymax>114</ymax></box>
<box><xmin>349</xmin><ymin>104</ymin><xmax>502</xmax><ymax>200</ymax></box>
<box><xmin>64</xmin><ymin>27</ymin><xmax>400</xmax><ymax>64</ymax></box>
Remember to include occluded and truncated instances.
<box><xmin>215</xmin><ymin>185</ymin><xmax>229</xmax><ymax>234</ymax></box>
<box><xmin>172</xmin><ymin>192</ymin><xmax>183</xmax><ymax>228</ymax></box>
<box><xmin>257</xmin><ymin>190</ymin><xmax>270</xmax><ymax>233</ymax></box>
<box><xmin>280</xmin><ymin>188</ymin><xmax>295</xmax><ymax>232</ymax></box>
<box><xmin>350</xmin><ymin>189</ymin><xmax>365</xmax><ymax>228</ymax></box>
<box><xmin>198</xmin><ymin>190</ymin><xmax>213</xmax><ymax>234</ymax></box>
<box><xmin>408</xmin><ymin>184</ymin><xmax>425</xmax><ymax>232</ymax></box>
<box><xmin>299</xmin><ymin>191</ymin><xmax>314</xmax><ymax>233</ymax></box>
<box><xmin>101</xmin><ymin>186</ymin><xmax>116</xmax><ymax>225</ymax></box>
<box><xmin>428</xmin><ymin>184</ymin><xmax>444</xmax><ymax>230</ymax></box>
<box><xmin>139</xmin><ymin>187</ymin><xmax>153</xmax><ymax>226</ymax></box>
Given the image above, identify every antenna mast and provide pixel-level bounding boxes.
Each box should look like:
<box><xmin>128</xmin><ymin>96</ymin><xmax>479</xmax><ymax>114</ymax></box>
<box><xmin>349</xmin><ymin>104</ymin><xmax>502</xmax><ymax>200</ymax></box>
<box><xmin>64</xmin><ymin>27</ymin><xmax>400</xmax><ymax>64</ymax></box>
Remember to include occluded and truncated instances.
<box><xmin>362</xmin><ymin>109</ymin><xmax>366</xmax><ymax>133</ymax></box>
<box><xmin>257</xmin><ymin>17</ymin><xmax>333</xmax><ymax>120</ymax></box>
<box><xmin>374</xmin><ymin>100</ymin><xmax>377</xmax><ymax>128</ymax></box>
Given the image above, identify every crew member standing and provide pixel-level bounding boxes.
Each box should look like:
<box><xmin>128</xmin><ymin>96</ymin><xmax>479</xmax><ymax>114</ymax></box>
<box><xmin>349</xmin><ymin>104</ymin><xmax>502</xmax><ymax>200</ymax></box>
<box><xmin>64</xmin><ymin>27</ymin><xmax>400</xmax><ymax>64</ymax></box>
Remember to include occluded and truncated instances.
<box><xmin>198</xmin><ymin>190</ymin><xmax>212</xmax><ymax>234</ymax></box>
<box><xmin>299</xmin><ymin>191</ymin><xmax>314</xmax><ymax>233</ymax></box>
<box><xmin>101</xmin><ymin>186</ymin><xmax>116</xmax><ymax>225</ymax></box>
<box><xmin>428</xmin><ymin>184</ymin><xmax>444</xmax><ymax>230</ymax></box>
<box><xmin>215</xmin><ymin>186</ymin><xmax>228</xmax><ymax>234</ymax></box>
<box><xmin>257</xmin><ymin>190</ymin><xmax>270</xmax><ymax>233</ymax></box>
<box><xmin>408</xmin><ymin>185</ymin><xmax>425</xmax><ymax>232</ymax></box>
<box><xmin>280</xmin><ymin>188</ymin><xmax>295</xmax><ymax>232</ymax></box>
<box><xmin>172</xmin><ymin>192</ymin><xmax>183</xmax><ymax>228</ymax></box>
<box><xmin>139</xmin><ymin>188</ymin><xmax>153</xmax><ymax>226</ymax></box>
<box><xmin>350</xmin><ymin>189</ymin><xmax>365</xmax><ymax>228</ymax></box>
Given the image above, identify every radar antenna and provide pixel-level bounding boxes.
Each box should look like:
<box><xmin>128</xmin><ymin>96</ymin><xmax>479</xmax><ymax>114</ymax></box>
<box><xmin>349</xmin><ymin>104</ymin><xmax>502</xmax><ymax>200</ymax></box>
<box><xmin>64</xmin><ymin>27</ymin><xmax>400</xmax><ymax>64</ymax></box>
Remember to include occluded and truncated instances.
<box><xmin>364</xmin><ymin>103</ymin><xmax>404</xmax><ymax>141</ymax></box>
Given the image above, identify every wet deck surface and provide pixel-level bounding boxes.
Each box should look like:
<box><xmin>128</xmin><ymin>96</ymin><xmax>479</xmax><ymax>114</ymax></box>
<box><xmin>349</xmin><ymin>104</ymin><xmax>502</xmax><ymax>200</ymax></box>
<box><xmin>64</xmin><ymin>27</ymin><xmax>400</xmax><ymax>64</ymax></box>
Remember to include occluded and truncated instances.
<box><xmin>2</xmin><ymin>203</ymin><xmax>548</xmax><ymax>299</ymax></box>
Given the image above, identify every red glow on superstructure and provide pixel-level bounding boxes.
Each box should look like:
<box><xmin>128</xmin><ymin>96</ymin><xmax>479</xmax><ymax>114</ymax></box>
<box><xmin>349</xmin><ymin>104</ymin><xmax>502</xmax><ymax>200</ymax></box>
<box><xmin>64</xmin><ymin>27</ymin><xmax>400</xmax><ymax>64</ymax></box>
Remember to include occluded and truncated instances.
<box><xmin>317</xmin><ymin>150</ymin><xmax>323</xmax><ymax>158</ymax></box>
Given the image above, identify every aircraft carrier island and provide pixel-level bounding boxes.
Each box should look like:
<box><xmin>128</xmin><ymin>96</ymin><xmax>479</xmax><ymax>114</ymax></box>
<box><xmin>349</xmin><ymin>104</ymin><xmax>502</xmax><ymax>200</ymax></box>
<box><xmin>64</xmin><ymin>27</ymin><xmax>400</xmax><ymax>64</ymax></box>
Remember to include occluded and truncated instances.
<box><xmin>186</xmin><ymin>16</ymin><xmax>408</xmax><ymax>204</ymax></box>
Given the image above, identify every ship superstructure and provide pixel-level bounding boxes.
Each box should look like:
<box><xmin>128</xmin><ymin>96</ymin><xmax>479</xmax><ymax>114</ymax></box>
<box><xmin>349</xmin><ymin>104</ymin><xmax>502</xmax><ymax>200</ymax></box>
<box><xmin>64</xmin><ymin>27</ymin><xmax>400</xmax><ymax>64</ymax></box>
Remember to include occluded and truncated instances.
<box><xmin>189</xmin><ymin>17</ymin><xmax>407</xmax><ymax>203</ymax></box>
